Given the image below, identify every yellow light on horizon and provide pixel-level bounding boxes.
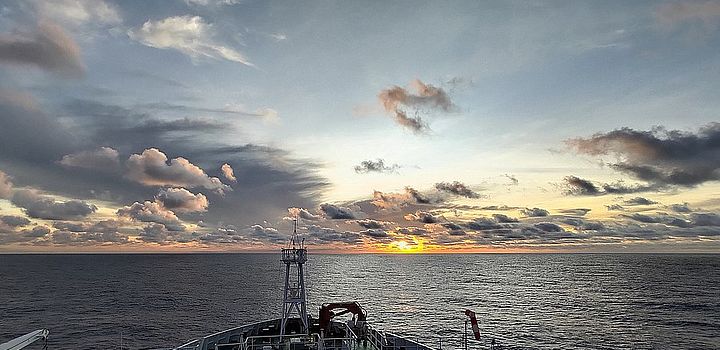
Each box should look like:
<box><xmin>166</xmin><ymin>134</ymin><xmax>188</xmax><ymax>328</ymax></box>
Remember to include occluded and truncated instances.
<box><xmin>388</xmin><ymin>237</ymin><xmax>425</xmax><ymax>253</ymax></box>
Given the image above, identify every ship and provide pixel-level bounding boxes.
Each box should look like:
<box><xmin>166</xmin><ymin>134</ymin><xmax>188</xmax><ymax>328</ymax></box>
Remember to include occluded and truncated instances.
<box><xmin>1</xmin><ymin>223</ymin><xmax>499</xmax><ymax>350</ymax></box>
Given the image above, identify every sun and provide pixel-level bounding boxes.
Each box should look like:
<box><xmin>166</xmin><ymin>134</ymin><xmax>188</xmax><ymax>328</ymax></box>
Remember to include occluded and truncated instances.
<box><xmin>395</xmin><ymin>241</ymin><xmax>410</xmax><ymax>250</ymax></box>
<box><xmin>388</xmin><ymin>238</ymin><xmax>424</xmax><ymax>253</ymax></box>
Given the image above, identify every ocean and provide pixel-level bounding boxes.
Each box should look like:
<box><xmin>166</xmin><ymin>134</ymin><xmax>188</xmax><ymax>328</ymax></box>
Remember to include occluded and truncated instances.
<box><xmin>0</xmin><ymin>254</ymin><xmax>718</xmax><ymax>350</ymax></box>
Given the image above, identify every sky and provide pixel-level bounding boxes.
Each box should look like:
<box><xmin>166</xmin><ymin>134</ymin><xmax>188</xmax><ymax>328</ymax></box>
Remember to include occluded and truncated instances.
<box><xmin>0</xmin><ymin>0</ymin><xmax>719</xmax><ymax>253</ymax></box>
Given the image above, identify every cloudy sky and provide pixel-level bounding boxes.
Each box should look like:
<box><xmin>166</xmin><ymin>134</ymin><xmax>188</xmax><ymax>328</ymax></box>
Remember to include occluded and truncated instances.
<box><xmin>1</xmin><ymin>0</ymin><xmax>719</xmax><ymax>253</ymax></box>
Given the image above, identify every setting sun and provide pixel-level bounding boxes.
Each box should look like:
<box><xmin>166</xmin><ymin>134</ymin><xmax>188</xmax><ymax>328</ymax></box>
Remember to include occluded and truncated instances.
<box><xmin>388</xmin><ymin>238</ymin><xmax>424</xmax><ymax>253</ymax></box>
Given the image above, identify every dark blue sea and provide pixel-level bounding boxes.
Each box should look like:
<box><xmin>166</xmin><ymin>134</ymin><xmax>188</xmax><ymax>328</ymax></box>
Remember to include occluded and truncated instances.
<box><xmin>1</xmin><ymin>254</ymin><xmax>718</xmax><ymax>350</ymax></box>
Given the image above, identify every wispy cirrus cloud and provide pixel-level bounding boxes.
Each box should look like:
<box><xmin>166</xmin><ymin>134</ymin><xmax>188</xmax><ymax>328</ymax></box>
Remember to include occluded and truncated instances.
<box><xmin>128</xmin><ymin>15</ymin><xmax>252</xmax><ymax>66</ymax></box>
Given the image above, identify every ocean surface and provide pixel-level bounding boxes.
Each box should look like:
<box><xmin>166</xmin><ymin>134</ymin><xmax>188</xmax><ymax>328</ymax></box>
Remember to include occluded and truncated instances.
<box><xmin>0</xmin><ymin>254</ymin><xmax>718</xmax><ymax>350</ymax></box>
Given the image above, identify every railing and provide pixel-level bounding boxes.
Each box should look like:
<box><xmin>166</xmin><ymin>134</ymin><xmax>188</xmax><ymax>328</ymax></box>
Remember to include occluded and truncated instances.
<box><xmin>281</xmin><ymin>248</ymin><xmax>307</xmax><ymax>263</ymax></box>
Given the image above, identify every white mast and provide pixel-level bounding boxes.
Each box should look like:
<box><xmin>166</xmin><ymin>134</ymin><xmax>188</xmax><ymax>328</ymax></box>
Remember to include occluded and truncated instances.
<box><xmin>280</xmin><ymin>216</ymin><xmax>309</xmax><ymax>337</ymax></box>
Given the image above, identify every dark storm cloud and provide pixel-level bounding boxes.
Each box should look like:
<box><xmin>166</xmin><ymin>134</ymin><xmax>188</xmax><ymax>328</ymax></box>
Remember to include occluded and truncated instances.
<box><xmin>623</xmin><ymin>197</ymin><xmax>659</xmax><ymax>206</ymax></box>
<box><xmin>563</xmin><ymin>175</ymin><xmax>601</xmax><ymax>195</ymax></box>
<box><xmin>435</xmin><ymin>181</ymin><xmax>481</xmax><ymax>198</ymax></box>
<box><xmin>466</xmin><ymin>217</ymin><xmax>502</xmax><ymax>231</ymax></box>
<box><xmin>492</xmin><ymin>213</ymin><xmax>519</xmax><ymax>223</ymax></box>
<box><xmin>620</xmin><ymin>213</ymin><xmax>694</xmax><ymax>228</ymax></box>
<box><xmin>0</xmin><ymin>90</ymin><xmax>77</xmax><ymax>163</ymax></box>
<box><xmin>0</xmin><ymin>215</ymin><xmax>31</xmax><ymax>227</ymax></box>
<box><xmin>11</xmin><ymin>189</ymin><xmax>97</xmax><ymax>220</ymax></box>
<box><xmin>563</xmin><ymin>175</ymin><xmax>661</xmax><ymax>196</ymax></box>
<box><xmin>533</xmin><ymin>223</ymin><xmax>565</xmax><ymax>233</ymax></box>
<box><xmin>602</xmin><ymin>182</ymin><xmax>661</xmax><ymax>194</ymax></box>
<box><xmin>624</xmin><ymin>213</ymin><xmax>662</xmax><ymax>224</ymax></box>
<box><xmin>378</xmin><ymin>79</ymin><xmax>456</xmax><ymax>133</ymax></box>
<box><xmin>0</xmin><ymin>21</ymin><xmax>84</xmax><ymax>77</ymax></box>
<box><xmin>319</xmin><ymin>203</ymin><xmax>356</xmax><ymax>219</ymax></box>
<box><xmin>690</xmin><ymin>213</ymin><xmax>720</xmax><ymax>227</ymax></box>
<box><xmin>561</xmin><ymin>218</ymin><xmax>605</xmax><ymax>231</ymax></box>
<box><xmin>520</xmin><ymin>207</ymin><xmax>550</xmax><ymax>217</ymax></box>
<box><xmin>405</xmin><ymin>187</ymin><xmax>431</xmax><ymax>204</ymax></box>
<box><xmin>567</xmin><ymin>124</ymin><xmax>720</xmax><ymax>188</ymax></box>
<box><xmin>0</xmin><ymin>225</ymin><xmax>52</xmax><ymax>244</ymax></box>
<box><xmin>353</xmin><ymin>159</ymin><xmax>400</xmax><ymax>174</ymax></box>
<box><xmin>559</xmin><ymin>208</ymin><xmax>591</xmax><ymax>216</ymax></box>
<box><xmin>356</xmin><ymin>219</ymin><xmax>390</xmax><ymax>229</ymax></box>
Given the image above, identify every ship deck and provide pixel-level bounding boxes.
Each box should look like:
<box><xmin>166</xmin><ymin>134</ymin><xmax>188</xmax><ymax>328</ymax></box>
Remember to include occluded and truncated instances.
<box><xmin>174</xmin><ymin>318</ymin><xmax>435</xmax><ymax>350</ymax></box>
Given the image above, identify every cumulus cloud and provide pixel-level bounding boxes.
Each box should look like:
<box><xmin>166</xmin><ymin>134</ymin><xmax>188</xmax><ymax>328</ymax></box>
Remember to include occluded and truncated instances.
<box><xmin>567</xmin><ymin>124</ymin><xmax>720</xmax><ymax>188</ymax></box>
<box><xmin>126</xmin><ymin>148</ymin><xmax>229</xmax><ymax>193</ymax></box>
<box><xmin>11</xmin><ymin>189</ymin><xmax>97</xmax><ymax>220</ymax></box>
<box><xmin>221</xmin><ymin>163</ymin><xmax>236</xmax><ymax>182</ymax></box>
<box><xmin>117</xmin><ymin>200</ymin><xmax>184</xmax><ymax>231</ymax></box>
<box><xmin>0</xmin><ymin>170</ymin><xmax>13</xmax><ymax>199</ymax></box>
<box><xmin>287</xmin><ymin>207</ymin><xmax>321</xmax><ymax>221</ymax></box>
<box><xmin>354</xmin><ymin>159</ymin><xmax>400</xmax><ymax>174</ymax></box>
<box><xmin>156</xmin><ymin>187</ymin><xmax>208</xmax><ymax>213</ymax></box>
<box><xmin>521</xmin><ymin>207</ymin><xmax>550</xmax><ymax>217</ymax></box>
<box><xmin>435</xmin><ymin>181</ymin><xmax>480</xmax><ymax>199</ymax></box>
<box><xmin>128</xmin><ymin>15</ymin><xmax>252</xmax><ymax>66</ymax></box>
<box><xmin>0</xmin><ymin>21</ymin><xmax>84</xmax><ymax>77</ymax></box>
<box><xmin>320</xmin><ymin>203</ymin><xmax>356</xmax><ymax>219</ymax></box>
<box><xmin>404</xmin><ymin>210</ymin><xmax>442</xmax><ymax>224</ymax></box>
<box><xmin>59</xmin><ymin>147</ymin><xmax>120</xmax><ymax>171</ymax></box>
<box><xmin>378</xmin><ymin>79</ymin><xmax>456</xmax><ymax>133</ymax></box>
